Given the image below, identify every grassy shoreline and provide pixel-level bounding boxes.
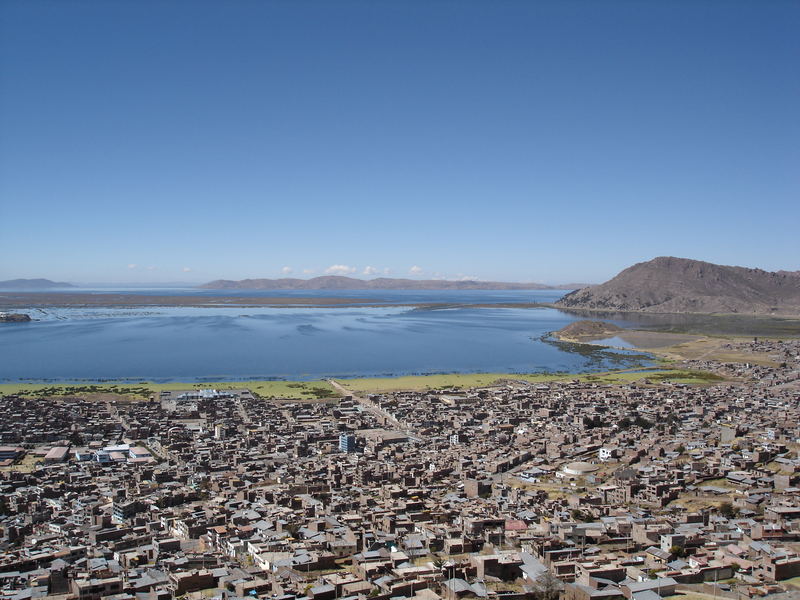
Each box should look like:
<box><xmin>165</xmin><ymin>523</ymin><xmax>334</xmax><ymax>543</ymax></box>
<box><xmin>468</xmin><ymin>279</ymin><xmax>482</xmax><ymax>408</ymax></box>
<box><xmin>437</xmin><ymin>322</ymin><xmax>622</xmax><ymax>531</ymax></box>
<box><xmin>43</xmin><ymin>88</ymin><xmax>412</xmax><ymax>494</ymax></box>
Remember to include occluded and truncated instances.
<box><xmin>0</xmin><ymin>380</ymin><xmax>338</xmax><ymax>400</ymax></box>
<box><xmin>0</xmin><ymin>367</ymin><xmax>724</xmax><ymax>399</ymax></box>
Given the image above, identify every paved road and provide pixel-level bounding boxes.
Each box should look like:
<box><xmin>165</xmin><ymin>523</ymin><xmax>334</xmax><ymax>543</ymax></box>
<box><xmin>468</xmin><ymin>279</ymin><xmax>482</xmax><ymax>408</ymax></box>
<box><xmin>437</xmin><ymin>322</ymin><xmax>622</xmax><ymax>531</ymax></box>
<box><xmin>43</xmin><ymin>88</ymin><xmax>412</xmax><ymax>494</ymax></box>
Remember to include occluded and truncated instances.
<box><xmin>234</xmin><ymin>397</ymin><xmax>250</xmax><ymax>428</ymax></box>
<box><xmin>327</xmin><ymin>379</ymin><xmax>421</xmax><ymax>441</ymax></box>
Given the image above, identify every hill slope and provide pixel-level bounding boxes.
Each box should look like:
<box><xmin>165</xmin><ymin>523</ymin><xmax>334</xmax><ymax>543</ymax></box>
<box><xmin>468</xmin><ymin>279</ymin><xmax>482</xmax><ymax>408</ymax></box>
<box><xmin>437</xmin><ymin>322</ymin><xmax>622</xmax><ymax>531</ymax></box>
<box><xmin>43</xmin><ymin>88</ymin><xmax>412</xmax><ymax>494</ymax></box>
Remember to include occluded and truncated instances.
<box><xmin>556</xmin><ymin>257</ymin><xmax>800</xmax><ymax>315</ymax></box>
<box><xmin>0</xmin><ymin>278</ymin><xmax>74</xmax><ymax>289</ymax></box>
<box><xmin>200</xmin><ymin>276</ymin><xmax>569</xmax><ymax>291</ymax></box>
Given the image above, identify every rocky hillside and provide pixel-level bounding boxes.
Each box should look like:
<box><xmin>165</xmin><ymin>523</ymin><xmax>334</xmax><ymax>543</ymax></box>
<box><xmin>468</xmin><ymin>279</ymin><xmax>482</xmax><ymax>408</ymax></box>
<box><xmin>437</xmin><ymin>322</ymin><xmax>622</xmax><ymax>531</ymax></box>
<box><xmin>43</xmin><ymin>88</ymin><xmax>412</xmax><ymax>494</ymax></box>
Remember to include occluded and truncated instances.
<box><xmin>556</xmin><ymin>257</ymin><xmax>800</xmax><ymax>316</ymax></box>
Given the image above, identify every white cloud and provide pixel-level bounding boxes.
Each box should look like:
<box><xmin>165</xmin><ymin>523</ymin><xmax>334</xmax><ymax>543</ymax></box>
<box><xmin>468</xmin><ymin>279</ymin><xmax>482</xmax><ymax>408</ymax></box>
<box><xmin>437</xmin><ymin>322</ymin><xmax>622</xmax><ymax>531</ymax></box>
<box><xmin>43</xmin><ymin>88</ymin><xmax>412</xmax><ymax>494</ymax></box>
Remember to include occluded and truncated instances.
<box><xmin>363</xmin><ymin>266</ymin><xmax>378</xmax><ymax>276</ymax></box>
<box><xmin>409</xmin><ymin>265</ymin><xmax>423</xmax><ymax>275</ymax></box>
<box><xmin>457</xmin><ymin>274</ymin><xmax>479</xmax><ymax>281</ymax></box>
<box><xmin>303</xmin><ymin>269</ymin><xmax>316</xmax><ymax>275</ymax></box>
<box><xmin>147</xmin><ymin>266</ymin><xmax>158</xmax><ymax>271</ymax></box>
<box><xmin>127</xmin><ymin>264</ymin><xmax>137</xmax><ymax>270</ymax></box>
<box><xmin>325</xmin><ymin>264</ymin><xmax>357</xmax><ymax>275</ymax></box>
<box><xmin>182</xmin><ymin>267</ymin><xmax>192</xmax><ymax>273</ymax></box>
<box><xmin>281</xmin><ymin>266</ymin><xmax>293</xmax><ymax>275</ymax></box>
<box><xmin>383</xmin><ymin>268</ymin><xmax>392</xmax><ymax>275</ymax></box>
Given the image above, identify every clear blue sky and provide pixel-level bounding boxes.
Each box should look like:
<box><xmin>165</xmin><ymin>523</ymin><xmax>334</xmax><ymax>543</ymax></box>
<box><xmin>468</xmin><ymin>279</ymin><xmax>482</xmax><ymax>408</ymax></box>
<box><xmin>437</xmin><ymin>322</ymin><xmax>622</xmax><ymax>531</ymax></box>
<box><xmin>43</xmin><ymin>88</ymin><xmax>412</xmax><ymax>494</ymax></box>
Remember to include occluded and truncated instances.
<box><xmin>1</xmin><ymin>0</ymin><xmax>798</xmax><ymax>284</ymax></box>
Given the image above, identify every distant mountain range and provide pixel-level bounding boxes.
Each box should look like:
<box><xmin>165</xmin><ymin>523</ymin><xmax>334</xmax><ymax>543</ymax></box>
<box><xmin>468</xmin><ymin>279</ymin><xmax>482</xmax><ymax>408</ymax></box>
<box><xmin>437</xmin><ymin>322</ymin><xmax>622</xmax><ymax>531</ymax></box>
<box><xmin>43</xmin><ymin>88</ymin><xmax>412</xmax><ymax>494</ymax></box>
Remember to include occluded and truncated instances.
<box><xmin>556</xmin><ymin>257</ymin><xmax>800</xmax><ymax>316</ymax></box>
<box><xmin>200</xmin><ymin>276</ymin><xmax>584</xmax><ymax>291</ymax></box>
<box><xmin>0</xmin><ymin>278</ymin><xmax>74</xmax><ymax>290</ymax></box>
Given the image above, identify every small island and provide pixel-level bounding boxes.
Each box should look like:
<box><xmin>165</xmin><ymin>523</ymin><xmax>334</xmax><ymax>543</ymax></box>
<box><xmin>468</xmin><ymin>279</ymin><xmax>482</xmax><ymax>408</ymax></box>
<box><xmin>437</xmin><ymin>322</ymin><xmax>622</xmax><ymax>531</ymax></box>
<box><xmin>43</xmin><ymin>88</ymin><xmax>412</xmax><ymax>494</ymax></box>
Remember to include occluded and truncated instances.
<box><xmin>0</xmin><ymin>312</ymin><xmax>32</xmax><ymax>323</ymax></box>
<box><xmin>554</xmin><ymin>319</ymin><xmax>622</xmax><ymax>342</ymax></box>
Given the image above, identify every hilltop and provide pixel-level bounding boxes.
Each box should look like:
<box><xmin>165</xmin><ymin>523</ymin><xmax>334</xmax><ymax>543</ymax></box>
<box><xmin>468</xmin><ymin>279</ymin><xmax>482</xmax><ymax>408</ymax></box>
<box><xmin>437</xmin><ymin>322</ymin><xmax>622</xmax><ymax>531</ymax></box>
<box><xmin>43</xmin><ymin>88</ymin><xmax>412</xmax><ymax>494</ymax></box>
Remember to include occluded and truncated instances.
<box><xmin>200</xmin><ymin>276</ymin><xmax>581</xmax><ymax>291</ymax></box>
<box><xmin>0</xmin><ymin>278</ymin><xmax>74</xmax><ymax>290</ymax></box>
<box><xmin>556</xmin><ymin>257</ymin><xmax>800</xmax><ymax>316</ymax></box>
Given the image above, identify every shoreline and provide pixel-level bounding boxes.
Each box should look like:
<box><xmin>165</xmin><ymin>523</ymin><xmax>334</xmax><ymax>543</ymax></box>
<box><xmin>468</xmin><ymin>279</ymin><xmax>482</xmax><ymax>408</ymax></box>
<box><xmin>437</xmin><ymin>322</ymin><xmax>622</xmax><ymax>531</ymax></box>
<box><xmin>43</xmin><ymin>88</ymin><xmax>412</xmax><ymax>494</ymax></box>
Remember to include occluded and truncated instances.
<box><xmin>0</xmin><ymin>365</ymin><xmax>726</xmax><ymax>398</ymax></box>
<box><xmin>0</xmin><ymin>292</ymin><xmax>557</xmax><ymax>311</ymax></box>
<box><xmin>547</xmin><ymin>303</ymin><xmax>800</xmax><ymax>320</ymax></box>
<box><xmin>4</xmin><ymin>292</ymin><xmax>800</xmax><ymax>320</ymax></box>
<box><xmin>550</xmin><ymin>328</ymin><xmax>787</xmax><ymax>367</ymax></box>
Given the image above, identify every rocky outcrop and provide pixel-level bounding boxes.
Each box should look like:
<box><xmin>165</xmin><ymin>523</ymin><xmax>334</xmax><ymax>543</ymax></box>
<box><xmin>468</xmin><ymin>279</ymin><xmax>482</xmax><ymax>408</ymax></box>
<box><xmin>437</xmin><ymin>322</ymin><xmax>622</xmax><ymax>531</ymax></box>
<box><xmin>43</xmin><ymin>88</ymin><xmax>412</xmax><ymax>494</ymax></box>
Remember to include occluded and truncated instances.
<box><xmin>0</xmin><ymin>312</ymin><xmax>32</xmax><ymax>322</ymax></box>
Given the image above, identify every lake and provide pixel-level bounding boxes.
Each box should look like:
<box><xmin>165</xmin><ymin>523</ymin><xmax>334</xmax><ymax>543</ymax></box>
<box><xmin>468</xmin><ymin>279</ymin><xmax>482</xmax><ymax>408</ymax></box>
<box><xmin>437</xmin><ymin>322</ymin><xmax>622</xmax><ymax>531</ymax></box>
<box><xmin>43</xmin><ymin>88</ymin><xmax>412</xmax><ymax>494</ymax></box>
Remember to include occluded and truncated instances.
<box><xmin>0</xmin><ymin>289</ymin><xmax>652</xmax><ymax>382</ymax></box>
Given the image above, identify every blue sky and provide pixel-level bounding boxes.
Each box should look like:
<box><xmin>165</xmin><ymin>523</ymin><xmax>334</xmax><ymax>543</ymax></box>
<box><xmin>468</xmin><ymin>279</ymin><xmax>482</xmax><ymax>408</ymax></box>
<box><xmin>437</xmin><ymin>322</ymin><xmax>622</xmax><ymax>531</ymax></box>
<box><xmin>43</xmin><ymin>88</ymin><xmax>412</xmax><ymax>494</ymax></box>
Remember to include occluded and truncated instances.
<box><xmin>1</xmin><ymin>0</ymin><xmax>798</xmax><ymax>285</ymax></box>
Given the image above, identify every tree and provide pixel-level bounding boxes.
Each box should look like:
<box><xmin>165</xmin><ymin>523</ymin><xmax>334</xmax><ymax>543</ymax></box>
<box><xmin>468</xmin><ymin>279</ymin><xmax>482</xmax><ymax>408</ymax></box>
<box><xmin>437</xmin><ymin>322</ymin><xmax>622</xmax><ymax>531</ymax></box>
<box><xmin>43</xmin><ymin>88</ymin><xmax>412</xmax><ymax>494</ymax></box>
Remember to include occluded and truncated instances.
<box><xmin>670</xmin><ymin>545</ymin><xmax>686</xmax><ymax>558</ymax></box>
<box><xmin>719</xmin><ymin>502</ymin><xmax>737</xmax><ymax>518</ymax></box>
<box><xmin>532</xmin><ymin>570</ymin><xmax>561</xmax><ymax>600</ymax></box>
<box><xmin>571</xmin><ymin>509</ymin><xmax>588</xmax><ymax>522</ymax></box>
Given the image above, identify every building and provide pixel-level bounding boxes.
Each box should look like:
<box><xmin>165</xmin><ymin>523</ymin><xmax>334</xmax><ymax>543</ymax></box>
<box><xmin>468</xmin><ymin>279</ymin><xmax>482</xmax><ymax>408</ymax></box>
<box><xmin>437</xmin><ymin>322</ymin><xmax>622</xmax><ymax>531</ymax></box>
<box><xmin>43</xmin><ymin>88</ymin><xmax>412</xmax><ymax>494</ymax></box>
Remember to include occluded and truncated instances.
<box><xmin>44</xmin><ymin>446</ymin><xmax>69</xmax><ymax>464</ymax></box>
<box><xmin>339</xmin><ymin>434</ymin><xmax>357</xmax><ymax>453</ymax></box>
<box><xmin>0</xmin><ymin>446</ymin><xmax>24</xmax><ymax>466</ymax></box>
<box><xmin>113</xmin><ymin>500</ymin><xmax>143</xmax><ymax>523</ymax></box>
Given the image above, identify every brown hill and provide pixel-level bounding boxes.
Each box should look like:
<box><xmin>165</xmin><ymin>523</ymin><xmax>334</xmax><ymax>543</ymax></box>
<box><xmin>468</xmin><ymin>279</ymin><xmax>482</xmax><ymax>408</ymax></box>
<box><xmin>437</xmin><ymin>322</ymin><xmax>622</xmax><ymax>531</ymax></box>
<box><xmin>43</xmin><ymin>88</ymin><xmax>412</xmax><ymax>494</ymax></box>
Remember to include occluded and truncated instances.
<box><xmin>555</xmin><ymin>320</ymin><xmax>623</xmax><ymax>342</ymax></box>
<box><xmin>200</xmin><ymin>276</ymin><xmax>556</xmax><ymax>291</ymax></box>
<box><xmin>556</xmin><ymin>257</ymin><xmax>800</xmax><ymax>316</ymax></box>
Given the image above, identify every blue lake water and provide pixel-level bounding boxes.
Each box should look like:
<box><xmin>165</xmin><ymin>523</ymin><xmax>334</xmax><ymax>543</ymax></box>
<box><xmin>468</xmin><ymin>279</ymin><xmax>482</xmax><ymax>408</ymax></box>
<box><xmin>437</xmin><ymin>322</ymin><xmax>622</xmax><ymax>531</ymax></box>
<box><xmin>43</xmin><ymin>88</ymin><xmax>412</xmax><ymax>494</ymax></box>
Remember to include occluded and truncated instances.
<box><xmin>0</xmin><ymin>289</ymin><xmax>651</xmax><ymax>382</ymax></box>
<box><xmin>588</xmin><ymin>336</ymin><xmax>635</xmax><ymax>348</ymax></box>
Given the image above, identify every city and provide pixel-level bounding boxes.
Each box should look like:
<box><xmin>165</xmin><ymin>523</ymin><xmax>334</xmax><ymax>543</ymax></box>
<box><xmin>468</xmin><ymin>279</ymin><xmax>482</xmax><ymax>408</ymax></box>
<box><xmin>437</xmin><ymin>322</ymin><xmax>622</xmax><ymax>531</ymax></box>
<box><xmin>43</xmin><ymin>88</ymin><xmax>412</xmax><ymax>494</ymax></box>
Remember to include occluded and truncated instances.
<box><xmin>1</xmin><ymin>339</ymin><xmax>799</xmax><ymax>600</ymax></box>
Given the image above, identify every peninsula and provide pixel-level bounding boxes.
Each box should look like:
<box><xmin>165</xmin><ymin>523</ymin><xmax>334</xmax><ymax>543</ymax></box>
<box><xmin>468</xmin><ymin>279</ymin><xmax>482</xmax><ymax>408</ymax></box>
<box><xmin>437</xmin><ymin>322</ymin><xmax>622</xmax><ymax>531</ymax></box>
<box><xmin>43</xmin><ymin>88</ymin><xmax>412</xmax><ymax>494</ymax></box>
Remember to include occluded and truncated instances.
<box><xmin>0</xmin><ymin>292</ymin><xmax>373</xmax><ymax>309</ymax></box>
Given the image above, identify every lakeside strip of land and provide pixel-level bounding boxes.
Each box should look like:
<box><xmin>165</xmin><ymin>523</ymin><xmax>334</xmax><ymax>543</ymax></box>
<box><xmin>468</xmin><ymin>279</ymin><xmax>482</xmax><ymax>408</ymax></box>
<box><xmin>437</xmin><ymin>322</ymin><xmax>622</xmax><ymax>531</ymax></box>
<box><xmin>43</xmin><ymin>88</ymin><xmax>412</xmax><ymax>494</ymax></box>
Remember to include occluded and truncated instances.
<box><xmin>0</xmin><ymin>292</ymin><xmax>381</xmax><ymax>308</ymax></box>
<box><xmin>0</xmin><ymin>292</ymin><xmax>560</xmax><ymax>310</ymax></box>
<box><xmin>0</xmin><ymin>366</ymin><xmax>725</xmax><ymax>400</ymax></box>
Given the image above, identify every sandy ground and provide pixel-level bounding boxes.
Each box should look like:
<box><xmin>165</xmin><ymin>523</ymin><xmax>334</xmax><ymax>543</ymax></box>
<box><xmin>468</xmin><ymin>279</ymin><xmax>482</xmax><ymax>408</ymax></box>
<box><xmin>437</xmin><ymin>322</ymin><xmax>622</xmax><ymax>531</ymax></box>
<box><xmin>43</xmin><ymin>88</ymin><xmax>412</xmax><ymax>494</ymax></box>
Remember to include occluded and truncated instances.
<box><xmin>564</xmin><ymin>329</ymin><xmax>786</xmax><ymax>367</ymax></box>
<box><xmin>633</xmin><ymin>335</ymin><xmax>783</xmax><ymax>366</ymax></box>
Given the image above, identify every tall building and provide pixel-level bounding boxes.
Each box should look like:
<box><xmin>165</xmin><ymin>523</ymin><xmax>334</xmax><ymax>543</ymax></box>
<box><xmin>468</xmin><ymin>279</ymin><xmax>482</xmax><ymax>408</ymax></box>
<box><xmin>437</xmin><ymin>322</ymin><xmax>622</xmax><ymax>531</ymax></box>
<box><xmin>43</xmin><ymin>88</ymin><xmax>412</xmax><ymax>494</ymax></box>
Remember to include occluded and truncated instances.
<box><xmin>339</xmin><ymin>434</ymin><xmax>357</xmax><ymax>453</ymax></box>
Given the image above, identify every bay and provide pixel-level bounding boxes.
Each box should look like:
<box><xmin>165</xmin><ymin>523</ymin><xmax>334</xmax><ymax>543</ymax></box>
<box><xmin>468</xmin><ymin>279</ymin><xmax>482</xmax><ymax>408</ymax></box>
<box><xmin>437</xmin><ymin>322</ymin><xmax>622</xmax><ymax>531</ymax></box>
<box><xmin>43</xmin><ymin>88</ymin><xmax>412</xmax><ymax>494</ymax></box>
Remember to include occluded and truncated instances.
<box><xmin>0</xmin><ymin>289</ymin><xmax>651</xmax><ymax>382</ymax></box>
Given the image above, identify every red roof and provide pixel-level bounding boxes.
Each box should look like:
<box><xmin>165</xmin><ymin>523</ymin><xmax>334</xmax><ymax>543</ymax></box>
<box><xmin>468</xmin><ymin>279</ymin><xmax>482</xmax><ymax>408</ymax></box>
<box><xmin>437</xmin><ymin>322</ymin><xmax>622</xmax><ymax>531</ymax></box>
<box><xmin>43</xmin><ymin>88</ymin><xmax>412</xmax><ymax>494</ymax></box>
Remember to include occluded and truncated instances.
<box><xmin>505</xmin><ymin>519</ymin><xmax>528</xmax><ymax>531</ymax></box>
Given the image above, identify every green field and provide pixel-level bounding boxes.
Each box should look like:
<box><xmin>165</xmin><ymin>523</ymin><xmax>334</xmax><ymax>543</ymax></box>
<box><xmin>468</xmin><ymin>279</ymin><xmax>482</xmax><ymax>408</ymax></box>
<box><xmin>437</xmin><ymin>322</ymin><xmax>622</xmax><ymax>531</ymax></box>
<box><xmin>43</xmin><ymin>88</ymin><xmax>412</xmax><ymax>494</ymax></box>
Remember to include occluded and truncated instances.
<box><xmin>781</xmin><ymin>576</ymin><xmax>800</xmax><ymax>589</ymax></box>
<box><xmin>0</xmin><ymin>368</ymin><xmax>722</xmax><ymax>400</ymax></box>
<box><xmin>337</xmin><ymin>368</ymin><xmax>723</xmax><ymax>393</ymax></box>
<box><xmin>0</xmin><ymin>380</ymin><xmax>338</xmax><ymax>400</ymax></box>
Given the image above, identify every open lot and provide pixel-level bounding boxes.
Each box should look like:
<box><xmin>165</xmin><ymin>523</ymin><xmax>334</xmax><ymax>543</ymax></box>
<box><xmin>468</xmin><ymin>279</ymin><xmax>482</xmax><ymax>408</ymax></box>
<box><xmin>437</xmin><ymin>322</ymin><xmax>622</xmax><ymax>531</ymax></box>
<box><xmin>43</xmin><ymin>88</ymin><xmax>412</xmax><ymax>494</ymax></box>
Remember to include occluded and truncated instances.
<box><xmin>637</xmin><ymin>335</ymin><xmax>785</xmax><ymax>366</ymax></box>
<box><xmin>338</xmin><ymin>368</ymin><xmax>724</xmax><ymax>393</ymax></box>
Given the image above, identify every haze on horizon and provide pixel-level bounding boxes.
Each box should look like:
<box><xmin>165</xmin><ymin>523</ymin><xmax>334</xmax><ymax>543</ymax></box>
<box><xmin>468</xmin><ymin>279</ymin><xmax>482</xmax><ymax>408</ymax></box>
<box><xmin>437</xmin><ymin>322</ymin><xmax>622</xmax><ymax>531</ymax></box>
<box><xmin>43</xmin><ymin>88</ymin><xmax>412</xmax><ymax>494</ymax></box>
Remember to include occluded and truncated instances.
<box><xmin>1</xmin><ymin>0</ymin><xmax>798</xmax><ymax>285</ymax></box>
